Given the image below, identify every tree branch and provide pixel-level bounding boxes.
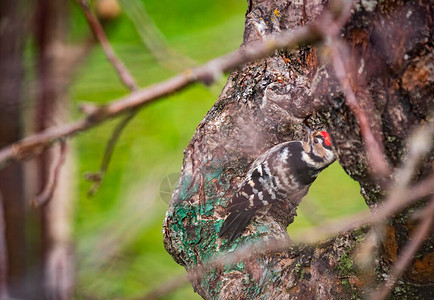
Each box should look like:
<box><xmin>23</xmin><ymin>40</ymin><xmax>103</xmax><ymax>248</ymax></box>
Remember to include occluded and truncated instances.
<box><xmin>77</xmin><ymin>0</ymin><xmax>138</xmax><ymax>91</ymax></box>
<box><xmin>33</xmin><ymin>140</ymin><xmax>68</xmax><ymax>207</ymax></box>
<box><xmin>78</xmin><ymin>0</ymin><xmax>142</xmax><ymax>195</ymax></box>
<box><xmin>0</xmin><ymin>14</ymin><xmax>326</xmax><ymax>169</ymax></box>
<box><xmin>326</xmin><ymin>36</ymin><xmax>390</xmax><ymax>178</ymax></box>
<box><xmin>85</xmin><ymin>110</ymin><xmax>138</xmax><ymax>196</ymax></box>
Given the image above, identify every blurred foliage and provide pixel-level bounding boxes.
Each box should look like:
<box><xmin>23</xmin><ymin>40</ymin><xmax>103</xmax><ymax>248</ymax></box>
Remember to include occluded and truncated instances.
<box><xmin>68</xmin><ymin>0</ymin><xmax>367</xmax><ymax>298</ymax></box>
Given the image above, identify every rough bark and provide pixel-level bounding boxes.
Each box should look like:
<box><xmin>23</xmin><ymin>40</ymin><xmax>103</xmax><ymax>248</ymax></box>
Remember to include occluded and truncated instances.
<box><xmin>163</xmin><ymin>0</ymin><xmax>433</xmax><ymax>298</ymax></box>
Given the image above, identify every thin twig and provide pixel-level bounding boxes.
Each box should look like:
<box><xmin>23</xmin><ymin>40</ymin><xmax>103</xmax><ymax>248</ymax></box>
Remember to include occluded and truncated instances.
<box><xmin>370</xmin><ymin>198</ymin><xmax>434</xmax><ymax>300</ymax></box>
<box><xmin>77</xmin><ymin>0</ymin><xmax>138</xmax><ymax>90</ymax></box>
<box><xmin>0</xmin><ymin>13</ymin><xmax>327</xmax><ymax>168</ymax></box>
<box><xmin>327</xmin><ymin>37</ymin><xmax>390</xmax><ymax>177</ymax></box>
<box><xmin>85</xmin><ymin>110</ymin><xmax>138</xmax><ymax>196</ymax></box>
<box><xmin>33</xmin><ymin>140</ymin><xmax>68</xmax><ymax>207</ymax></box>
<box><xmin>78</xmin><ymin>0</ymin><xmax>141</xmax><ymax>195</ymax></box>
<box><xmin>313</xmin><ymin>0</ymin><xmax>390</xmax><ymax>178</ymax></box>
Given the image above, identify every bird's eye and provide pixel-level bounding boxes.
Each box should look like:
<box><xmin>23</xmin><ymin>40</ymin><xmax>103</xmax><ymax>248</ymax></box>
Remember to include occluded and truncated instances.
<box><xmin>314</xmin><ymin>138</ymin><xmax>320</xmax><ymax>144</ymax></box>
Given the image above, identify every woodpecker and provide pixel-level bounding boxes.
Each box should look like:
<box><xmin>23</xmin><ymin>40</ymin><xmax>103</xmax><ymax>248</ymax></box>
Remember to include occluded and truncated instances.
<box><xmin>219</xmin><ymin>129</ymin><xmax>335</xmax><ymax>243</ymax></box>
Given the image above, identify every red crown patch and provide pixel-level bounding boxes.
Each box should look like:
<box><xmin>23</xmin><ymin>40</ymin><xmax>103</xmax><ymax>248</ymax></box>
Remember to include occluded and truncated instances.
<box><xmin>319</xmin><ymin>131</ymin><xmax>331</xmax><ymax>147</ymax></box>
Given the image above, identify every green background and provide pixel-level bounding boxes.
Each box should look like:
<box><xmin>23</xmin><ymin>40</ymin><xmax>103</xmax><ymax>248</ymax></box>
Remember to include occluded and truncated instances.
<box><xmin>69</xmin><ymin>0</ymin><xmax>368</xmax><ymax>298</ymax></box>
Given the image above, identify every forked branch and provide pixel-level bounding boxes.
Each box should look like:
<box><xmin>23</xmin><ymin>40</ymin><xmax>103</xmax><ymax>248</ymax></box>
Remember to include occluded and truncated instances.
<box><xmin>77</xmin><ymin>0</ymin><xmax>141</xmax><ymax>195</ymax></box>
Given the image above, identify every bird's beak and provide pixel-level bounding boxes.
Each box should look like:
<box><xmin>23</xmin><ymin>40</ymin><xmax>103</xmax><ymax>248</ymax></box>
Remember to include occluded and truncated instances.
<box><xmin>302</xmin><ymin>125</ymin><xmax>312</xmax><ymax>145</ymax></box>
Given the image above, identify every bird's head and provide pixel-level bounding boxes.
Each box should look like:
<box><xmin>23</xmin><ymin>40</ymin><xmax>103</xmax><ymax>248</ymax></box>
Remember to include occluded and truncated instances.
<box><xmin>309</xmin><ymin>130</ymin><xmax>335</xmax><ymax>166</ymax></box>
<box><xmin>301</xmin><ymin>126</ymin><xmax>335</xmax><ymax>167</ymax></box>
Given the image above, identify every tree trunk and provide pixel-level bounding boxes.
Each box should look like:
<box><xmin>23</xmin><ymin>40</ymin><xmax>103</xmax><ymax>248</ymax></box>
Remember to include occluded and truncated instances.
<box><xmin>0</xmin><ymin>0</ymin><xmax>77</xmax><ymax>298</ymax></box>
<box><xmin>163</xmin><ymin>0</ymin><xmax>433</xmax><ymax>298</ymax></box>
<box><xmin>34</xmin><ymin>0</ymin><xmax>75</xmax><ymax>298</ymax></box>
<box><xmin>0</xmin><ymin>0</ymin><xmax>27</xmax><ymax>298</ymax></box>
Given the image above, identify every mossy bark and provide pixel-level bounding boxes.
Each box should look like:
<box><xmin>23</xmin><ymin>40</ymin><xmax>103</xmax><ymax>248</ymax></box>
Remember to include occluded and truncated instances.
<box><xmin>164</xmin><ymin>0</ymin><xmax>433</xmax><ymax>298</ymax></box>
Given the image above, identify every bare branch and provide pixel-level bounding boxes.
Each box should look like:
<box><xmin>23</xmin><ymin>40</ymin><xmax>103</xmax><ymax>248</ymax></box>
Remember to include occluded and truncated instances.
<box><xmin>309</xmin><ymin>1</ymin><xmax>391</xmax><ymax>178</ymax></box>
<box><xmin>0</xmin><ymin>13</ymin><xmax>327</xmax><ymax>168</ymax></box>
<box><xmin>77</xmin><ymin>0</ymin><xmax>138</xmax><ymax>91</ymax></box>
<box><xmin>77</xmin><ymin>0</ymin><xmax>143</xmax><ymax>195</ymax></box>
<box><xmin>327</xmin><ymin>37</ymin><xmax>391</xmax><ymax>177</ymax></box>
<box><xmin>85</xmin><ymin>110</ymin><xmax>138</xmax><ymax>196</ymax></box>
<box><xmin>370</xmin><ymin>198</ymin><xmax>434</xmax><ymax>300</ymax></box>
<box><xmin>32</xmin><ymin>140</ymin><xmax>68</xmax><ymax>207</ymax></box>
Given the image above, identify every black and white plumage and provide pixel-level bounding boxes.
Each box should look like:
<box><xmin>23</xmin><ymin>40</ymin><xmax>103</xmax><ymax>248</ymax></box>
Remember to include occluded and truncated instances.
<box><xmin>219</xmin><ymin>130</ymin><xmax>335</xmax><ymax>243</ymax></box>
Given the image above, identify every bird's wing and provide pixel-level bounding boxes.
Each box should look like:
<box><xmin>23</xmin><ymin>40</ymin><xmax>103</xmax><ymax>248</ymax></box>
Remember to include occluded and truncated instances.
<box><xmin>227</xmin><ymin>162</ymin><xmax>284</xmax><ymax>213</ymax></box>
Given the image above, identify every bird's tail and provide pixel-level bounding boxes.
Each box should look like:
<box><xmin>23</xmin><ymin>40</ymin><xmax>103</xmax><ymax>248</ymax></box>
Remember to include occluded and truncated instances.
<box><xmin>219</xmin><ymin>209</ymin><xmax>256</xmax><ymax>243</ymax></box>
